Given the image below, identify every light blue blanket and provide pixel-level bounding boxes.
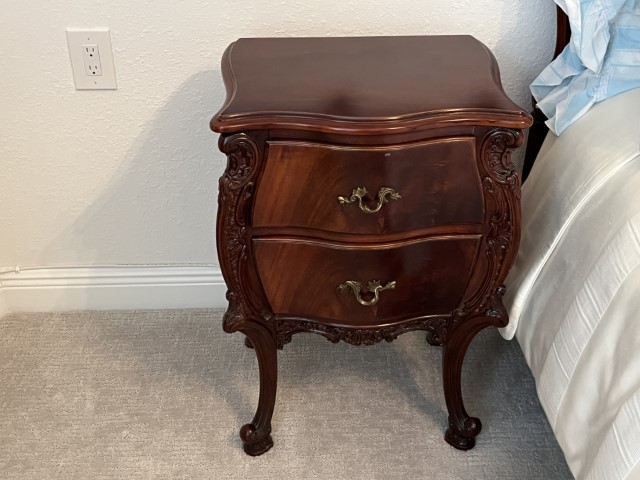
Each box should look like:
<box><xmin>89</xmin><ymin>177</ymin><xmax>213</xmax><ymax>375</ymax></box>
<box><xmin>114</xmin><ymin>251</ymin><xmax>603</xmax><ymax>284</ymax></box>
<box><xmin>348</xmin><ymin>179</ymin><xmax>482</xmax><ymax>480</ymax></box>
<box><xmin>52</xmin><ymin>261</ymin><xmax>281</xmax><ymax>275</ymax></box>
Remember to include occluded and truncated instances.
<box><xmin>531</xmin><ymin>0</ymin><xmax>640</xmax><ymax>135</ymax></box>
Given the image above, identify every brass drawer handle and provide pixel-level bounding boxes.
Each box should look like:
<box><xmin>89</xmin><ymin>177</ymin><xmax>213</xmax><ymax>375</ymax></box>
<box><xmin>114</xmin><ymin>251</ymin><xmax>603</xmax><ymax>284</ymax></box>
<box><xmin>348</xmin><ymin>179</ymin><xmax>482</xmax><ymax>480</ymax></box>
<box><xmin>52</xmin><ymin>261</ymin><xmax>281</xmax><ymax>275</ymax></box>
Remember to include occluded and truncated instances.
<box><xmin>337</xmin><ymin>187</ymin><xmax>401</xmax><ymax>214</ymax></box>
<box><xmin>337</xmin><ymin>280</ymin><xmax>396</xmax><ymax>307</ymax></box>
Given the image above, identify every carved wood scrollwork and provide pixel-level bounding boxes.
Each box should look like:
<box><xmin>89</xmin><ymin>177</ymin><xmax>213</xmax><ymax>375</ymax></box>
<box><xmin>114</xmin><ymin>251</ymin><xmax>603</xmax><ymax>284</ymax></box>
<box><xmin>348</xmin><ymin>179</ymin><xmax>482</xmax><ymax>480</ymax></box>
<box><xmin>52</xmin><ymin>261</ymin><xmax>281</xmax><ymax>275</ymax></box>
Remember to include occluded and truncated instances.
<box><xmin>455</xmin><ymin>128</ymin><xmax>524</xmax><ymax>325</ymax></box>
<box><xmin>276</xmin><ymin>316</ymin><xmax>450</xmax><ymax>348</ymax></box>
<box><xmin>217</xmin><ymin>133</ymin><xmax>273</xmax><ymax>333</ymax></box>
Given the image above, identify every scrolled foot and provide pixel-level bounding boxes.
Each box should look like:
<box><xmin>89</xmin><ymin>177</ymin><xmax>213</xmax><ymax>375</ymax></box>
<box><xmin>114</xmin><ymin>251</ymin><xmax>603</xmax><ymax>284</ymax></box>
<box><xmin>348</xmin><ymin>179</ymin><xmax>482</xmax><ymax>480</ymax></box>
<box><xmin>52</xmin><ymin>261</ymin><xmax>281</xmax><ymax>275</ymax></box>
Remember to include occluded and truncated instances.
<box><xmin>425</xmin><ymin>331</ymin><xmax>442</xmax><ymax>346</ymax></box>
<box><xmin>444</xmin><ymin>416</ymin><xmax>482</xmax><ymax>451</ymax></box>
<box><xmin>240</xmin><ymin>423</ymin><xmax>273</xmax><ymax>456</ymax></box>
<box><xmin>445</xmin><ymin>428</ymin><xmax>476</xmax><ymax>450</ymax></box>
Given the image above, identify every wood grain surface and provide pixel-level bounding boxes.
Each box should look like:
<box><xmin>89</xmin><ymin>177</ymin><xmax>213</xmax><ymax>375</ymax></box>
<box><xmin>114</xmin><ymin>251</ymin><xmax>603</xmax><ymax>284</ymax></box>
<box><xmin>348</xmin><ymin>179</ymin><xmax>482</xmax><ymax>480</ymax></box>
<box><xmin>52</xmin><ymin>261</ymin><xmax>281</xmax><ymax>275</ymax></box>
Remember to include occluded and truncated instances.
<box><xmin>253</xmin><ymin>138</ymin><xmax>484</xmax><ymax>235</ymax></box>
<box><xmin>253</xmin><ymin>236</ymin><xmax>481</xmax><ymax>325</ymax></box>
<box><xmin>212</xmin><ymin>36</ymin><xmax>532</xmax><ymax>134</ymax></box>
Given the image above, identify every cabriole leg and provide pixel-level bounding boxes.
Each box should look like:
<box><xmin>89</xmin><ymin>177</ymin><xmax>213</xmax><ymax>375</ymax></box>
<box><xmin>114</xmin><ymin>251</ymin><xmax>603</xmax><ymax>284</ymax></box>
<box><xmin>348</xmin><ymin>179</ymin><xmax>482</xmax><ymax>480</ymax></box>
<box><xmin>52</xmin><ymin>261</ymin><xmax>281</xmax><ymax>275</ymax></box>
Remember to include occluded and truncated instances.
<box><xmin>238</xmin><ymin>321</ymin><xmax>278</xmax><ymax>456</ymax></box>
<box><xmin>442</xmin><ymin>320</ymin><xmax>485</xmax><ymax>450</ymax></box>
<box><xmin>442</xmin><ymin>300</ymin><xmax>507</xmax><ymax>450</ymax></box>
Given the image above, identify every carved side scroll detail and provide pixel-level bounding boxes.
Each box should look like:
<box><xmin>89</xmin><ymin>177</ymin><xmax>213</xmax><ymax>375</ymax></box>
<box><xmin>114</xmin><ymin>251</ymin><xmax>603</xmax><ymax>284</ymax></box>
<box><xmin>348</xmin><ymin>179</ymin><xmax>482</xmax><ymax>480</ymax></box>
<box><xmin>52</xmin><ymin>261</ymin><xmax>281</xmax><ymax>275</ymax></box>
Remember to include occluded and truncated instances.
<box><xmin>455</xmin><ymin>128</ymin><xmax>524</xmax><ymax>325</ymax></box>
<box><xmin>217</xmin><ymin>133</ymin><xmax>273</xmax><ymax>333</ymax></box>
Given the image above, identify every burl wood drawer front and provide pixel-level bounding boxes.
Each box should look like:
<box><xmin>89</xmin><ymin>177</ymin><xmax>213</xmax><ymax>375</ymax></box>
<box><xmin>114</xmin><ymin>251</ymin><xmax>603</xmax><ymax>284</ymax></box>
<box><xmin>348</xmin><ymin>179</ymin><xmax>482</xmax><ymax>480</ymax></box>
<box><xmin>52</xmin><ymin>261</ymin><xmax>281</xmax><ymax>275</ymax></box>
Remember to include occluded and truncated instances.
<box><xmin>253</xmin><ymin>235</ymin><xmax>481</xmax><ymax>326</ymax></box>
<box><xmin>253</xmin><ymin>139</ymin><xmax>484</xmax><ymax>235</ymax></box>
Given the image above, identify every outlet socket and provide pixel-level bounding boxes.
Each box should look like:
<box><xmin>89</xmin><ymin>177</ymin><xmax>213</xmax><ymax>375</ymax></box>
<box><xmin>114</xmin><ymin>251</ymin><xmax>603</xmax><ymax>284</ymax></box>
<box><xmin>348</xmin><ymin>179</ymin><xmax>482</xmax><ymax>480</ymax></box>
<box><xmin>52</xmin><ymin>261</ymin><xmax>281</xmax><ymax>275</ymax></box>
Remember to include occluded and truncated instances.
<box><xmin>82</xmin><ymin>45</ymin><xmax>102</xmax><ymax>76</ymax></box>
<box><xmin>67</xmin><ymin>28</ymin><xmax>117</xmax><ymax>90</ymax></box>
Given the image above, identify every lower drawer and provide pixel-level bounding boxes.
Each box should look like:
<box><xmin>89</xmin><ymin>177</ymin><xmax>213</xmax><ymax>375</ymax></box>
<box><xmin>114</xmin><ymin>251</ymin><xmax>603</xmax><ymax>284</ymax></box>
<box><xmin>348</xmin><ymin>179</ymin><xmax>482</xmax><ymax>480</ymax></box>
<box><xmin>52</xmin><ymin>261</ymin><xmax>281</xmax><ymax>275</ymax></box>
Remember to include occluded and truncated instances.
<box><xmin>253</xmin><ymin>236</ymin><xmax>481</xmax><ymax>326</ymax></box>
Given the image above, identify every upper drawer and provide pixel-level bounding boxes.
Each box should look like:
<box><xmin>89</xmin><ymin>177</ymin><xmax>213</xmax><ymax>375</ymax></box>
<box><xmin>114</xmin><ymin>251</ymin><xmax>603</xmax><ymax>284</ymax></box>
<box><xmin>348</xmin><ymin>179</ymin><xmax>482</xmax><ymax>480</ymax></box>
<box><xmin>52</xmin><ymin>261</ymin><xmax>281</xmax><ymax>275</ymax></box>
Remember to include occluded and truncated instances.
<box><xmin>253</xmin><ymin>139</ymin><xmax>484</xmax><ymax>235</ymax></box>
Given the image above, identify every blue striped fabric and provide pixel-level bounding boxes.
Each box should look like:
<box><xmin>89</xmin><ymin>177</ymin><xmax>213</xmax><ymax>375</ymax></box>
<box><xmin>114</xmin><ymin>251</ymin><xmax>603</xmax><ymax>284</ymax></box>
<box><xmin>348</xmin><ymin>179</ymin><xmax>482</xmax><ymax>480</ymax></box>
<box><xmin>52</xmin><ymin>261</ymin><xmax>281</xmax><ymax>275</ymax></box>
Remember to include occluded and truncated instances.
<box><xmin>531</xmin><ymin>0</ymin><xmax>640</xmax><ymax>135</ymax></box>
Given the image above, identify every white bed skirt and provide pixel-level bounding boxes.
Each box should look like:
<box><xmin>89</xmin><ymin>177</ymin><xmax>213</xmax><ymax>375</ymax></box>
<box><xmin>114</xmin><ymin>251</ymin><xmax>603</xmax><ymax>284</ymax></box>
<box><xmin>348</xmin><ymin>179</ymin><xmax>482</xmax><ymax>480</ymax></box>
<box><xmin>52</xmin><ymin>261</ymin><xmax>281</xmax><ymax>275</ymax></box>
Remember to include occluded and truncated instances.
<box><xmin>502</xmin><ymin>88</ymin><xmax>640</xmax><ymax>480</ymax></box>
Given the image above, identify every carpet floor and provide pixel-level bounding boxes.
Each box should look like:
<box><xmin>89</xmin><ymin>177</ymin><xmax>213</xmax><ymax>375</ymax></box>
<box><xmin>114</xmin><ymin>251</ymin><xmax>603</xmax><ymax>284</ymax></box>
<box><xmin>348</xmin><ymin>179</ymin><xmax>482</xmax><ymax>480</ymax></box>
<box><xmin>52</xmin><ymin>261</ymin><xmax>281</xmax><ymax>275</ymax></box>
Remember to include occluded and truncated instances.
<box><xmin>0</xmin><ymin>310</ymin><xmax>572</xmax><ymax>479</ymax></box>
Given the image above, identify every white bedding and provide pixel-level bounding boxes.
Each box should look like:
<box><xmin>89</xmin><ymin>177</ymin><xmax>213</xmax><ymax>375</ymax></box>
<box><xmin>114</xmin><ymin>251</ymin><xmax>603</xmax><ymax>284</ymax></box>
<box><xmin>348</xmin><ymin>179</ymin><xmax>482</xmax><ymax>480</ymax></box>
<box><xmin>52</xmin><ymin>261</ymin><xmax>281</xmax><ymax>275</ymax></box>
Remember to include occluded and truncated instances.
<box><xmin>502</xmin><ymin>87</ymin><xmax>640</xmax><ymax>480</ymax></box>
<box><xmin>531</xmin><ymin>0</ymin><xmax>640</xmax><ymax>135</ymax></box>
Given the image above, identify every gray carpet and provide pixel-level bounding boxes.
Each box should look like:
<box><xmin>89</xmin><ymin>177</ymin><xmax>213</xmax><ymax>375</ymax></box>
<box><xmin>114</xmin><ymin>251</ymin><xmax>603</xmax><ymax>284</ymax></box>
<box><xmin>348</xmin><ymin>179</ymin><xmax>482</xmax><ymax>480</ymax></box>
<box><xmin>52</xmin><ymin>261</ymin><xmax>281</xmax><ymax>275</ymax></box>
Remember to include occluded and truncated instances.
<box><xmin>0</xmin><ymin>310</ymin><xmax>572</xmax><ymax>479</ymax></box>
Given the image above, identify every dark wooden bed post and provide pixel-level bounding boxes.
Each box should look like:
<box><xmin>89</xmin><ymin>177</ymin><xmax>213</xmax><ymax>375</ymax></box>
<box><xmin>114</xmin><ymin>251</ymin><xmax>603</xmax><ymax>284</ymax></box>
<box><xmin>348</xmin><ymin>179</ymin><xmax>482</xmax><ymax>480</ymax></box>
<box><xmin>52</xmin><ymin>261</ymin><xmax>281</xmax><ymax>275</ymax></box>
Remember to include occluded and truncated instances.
<box><xmin>522</xmin><ymin>6</ymin><xmax>571</xmax><ymax>181</ymax></box>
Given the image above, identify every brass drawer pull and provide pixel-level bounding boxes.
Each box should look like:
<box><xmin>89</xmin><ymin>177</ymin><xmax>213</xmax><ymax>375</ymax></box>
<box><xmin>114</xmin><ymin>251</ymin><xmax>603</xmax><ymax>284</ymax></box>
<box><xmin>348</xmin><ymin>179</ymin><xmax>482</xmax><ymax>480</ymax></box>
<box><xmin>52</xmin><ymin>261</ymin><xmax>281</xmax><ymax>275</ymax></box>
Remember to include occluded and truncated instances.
<box><xmin>337</xmin><ymin>280</ymin><xmax>396</xmax><ymax>307</ymax></box>
<box><xmin>338</xmin><ymin>187</ymin><xmax>401</xmax><ymax>214</ymax></box>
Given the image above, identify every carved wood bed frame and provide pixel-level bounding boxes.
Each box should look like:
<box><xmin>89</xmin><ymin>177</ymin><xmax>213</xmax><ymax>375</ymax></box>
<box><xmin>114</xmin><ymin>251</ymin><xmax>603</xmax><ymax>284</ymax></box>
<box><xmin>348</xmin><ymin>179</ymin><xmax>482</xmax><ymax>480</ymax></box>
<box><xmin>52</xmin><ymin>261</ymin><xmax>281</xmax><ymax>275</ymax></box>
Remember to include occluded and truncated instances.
<box><xmin>522</xmin><ymin>6</ymin><xmax>571</xmax><ymax>180</ymax></box>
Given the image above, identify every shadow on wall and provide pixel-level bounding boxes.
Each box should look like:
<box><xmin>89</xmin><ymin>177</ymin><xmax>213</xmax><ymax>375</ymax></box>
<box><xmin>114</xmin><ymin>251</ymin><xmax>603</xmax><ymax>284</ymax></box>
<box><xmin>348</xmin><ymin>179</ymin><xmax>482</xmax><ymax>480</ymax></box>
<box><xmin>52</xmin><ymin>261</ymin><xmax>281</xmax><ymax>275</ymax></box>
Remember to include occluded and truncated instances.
<box><xmin>492</xmin><ymin>0</ymin><xmax>556</xmax><ymax>108</ymax></box>
<box><xmin>487</xmin><ymin>0</ymin><xmax>556</xmax><ymax>169</ymax></box>
<box><xmin>43</xmin><ymin>70</ymin><xmax>226</xmax><ymax>267</ymax></box>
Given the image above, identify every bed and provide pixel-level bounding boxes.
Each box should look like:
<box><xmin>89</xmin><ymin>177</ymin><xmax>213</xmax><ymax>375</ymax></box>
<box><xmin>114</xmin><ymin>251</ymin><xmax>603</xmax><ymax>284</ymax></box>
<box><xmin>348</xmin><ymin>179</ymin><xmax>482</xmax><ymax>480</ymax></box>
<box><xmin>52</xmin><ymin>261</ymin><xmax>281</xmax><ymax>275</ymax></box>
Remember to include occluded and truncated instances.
<box><xmin>503</xmin><ymin>4</ymin><xmax>640</xmax><ymax>479</ymax></box>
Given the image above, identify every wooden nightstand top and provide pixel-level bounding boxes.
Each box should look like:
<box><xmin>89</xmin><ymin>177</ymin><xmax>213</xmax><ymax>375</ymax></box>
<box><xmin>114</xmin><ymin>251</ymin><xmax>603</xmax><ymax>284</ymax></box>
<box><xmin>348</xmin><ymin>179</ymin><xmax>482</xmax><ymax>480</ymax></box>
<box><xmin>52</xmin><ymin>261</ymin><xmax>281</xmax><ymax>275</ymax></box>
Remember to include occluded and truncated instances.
<box><xmin>211</xmin><ymin>35</ymin><xmax>532</xmax><ymax>135</ymax></box>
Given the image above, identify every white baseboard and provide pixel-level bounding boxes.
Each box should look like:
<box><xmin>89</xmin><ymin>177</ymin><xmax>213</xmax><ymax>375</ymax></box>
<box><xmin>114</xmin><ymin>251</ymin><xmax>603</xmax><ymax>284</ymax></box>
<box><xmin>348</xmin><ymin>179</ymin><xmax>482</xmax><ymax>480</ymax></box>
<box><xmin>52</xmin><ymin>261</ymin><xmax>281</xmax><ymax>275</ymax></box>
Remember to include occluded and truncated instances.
<box><xmin>0</xmin><ymin>289</ymin><xmax>7</xmax><ymax>318</ymax></box>
<box><xmin>0</xmin><ymin>265</ymin><xmax>228</xmax><ymax>313</ymax></box>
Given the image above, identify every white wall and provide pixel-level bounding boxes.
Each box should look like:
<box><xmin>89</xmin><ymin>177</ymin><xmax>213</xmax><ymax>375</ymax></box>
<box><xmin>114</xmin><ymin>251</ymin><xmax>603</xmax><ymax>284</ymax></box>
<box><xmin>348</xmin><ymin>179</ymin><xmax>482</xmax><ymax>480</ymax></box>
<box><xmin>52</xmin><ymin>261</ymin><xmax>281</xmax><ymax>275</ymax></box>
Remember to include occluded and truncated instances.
<box><xmin>0</xmin><ymin>1</ymin><xmax>556</xmax><ymax>311</ymax></box>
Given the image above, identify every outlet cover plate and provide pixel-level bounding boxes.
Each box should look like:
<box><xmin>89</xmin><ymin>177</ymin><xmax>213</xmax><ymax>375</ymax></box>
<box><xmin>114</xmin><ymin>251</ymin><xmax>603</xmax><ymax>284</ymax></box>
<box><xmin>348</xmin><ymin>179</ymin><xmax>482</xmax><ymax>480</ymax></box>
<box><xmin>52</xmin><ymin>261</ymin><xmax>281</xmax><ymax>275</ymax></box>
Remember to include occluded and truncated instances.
<box><xmin>67</xmin><ymin>28</ymin><xmax>117</xmax><ymax>90</ymax></box>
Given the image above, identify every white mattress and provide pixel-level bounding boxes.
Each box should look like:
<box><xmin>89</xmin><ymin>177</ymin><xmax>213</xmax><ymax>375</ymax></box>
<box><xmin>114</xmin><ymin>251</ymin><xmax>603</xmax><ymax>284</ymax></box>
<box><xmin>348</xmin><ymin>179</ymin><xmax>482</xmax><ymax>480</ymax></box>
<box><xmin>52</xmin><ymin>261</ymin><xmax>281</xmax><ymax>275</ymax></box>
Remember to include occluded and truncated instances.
<box><xmin>502</xmin><ymin>88</ymin><xmax>640</xmax><ymax>480</ymax></box>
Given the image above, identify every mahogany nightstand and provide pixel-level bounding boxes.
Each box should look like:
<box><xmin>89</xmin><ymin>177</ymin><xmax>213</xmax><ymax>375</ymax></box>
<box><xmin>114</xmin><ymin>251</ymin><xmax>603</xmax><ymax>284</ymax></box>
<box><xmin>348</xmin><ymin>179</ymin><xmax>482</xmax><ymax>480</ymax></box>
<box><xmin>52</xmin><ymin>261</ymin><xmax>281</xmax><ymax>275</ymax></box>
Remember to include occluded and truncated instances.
<box><xmin>211</xmin><ymin>35</ymin><xmax>532</xmax><ymax>456</ymax></box>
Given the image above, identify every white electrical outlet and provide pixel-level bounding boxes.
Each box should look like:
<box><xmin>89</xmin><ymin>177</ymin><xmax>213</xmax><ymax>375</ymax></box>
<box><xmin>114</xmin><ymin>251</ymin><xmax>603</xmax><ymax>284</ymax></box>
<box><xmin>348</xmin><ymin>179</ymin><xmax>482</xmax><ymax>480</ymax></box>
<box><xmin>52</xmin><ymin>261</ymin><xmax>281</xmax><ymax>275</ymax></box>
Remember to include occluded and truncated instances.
<box><xmin>67</xmin><ymin>28</ymin><xmax>117</xmax><ymax>90</ymax></box>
